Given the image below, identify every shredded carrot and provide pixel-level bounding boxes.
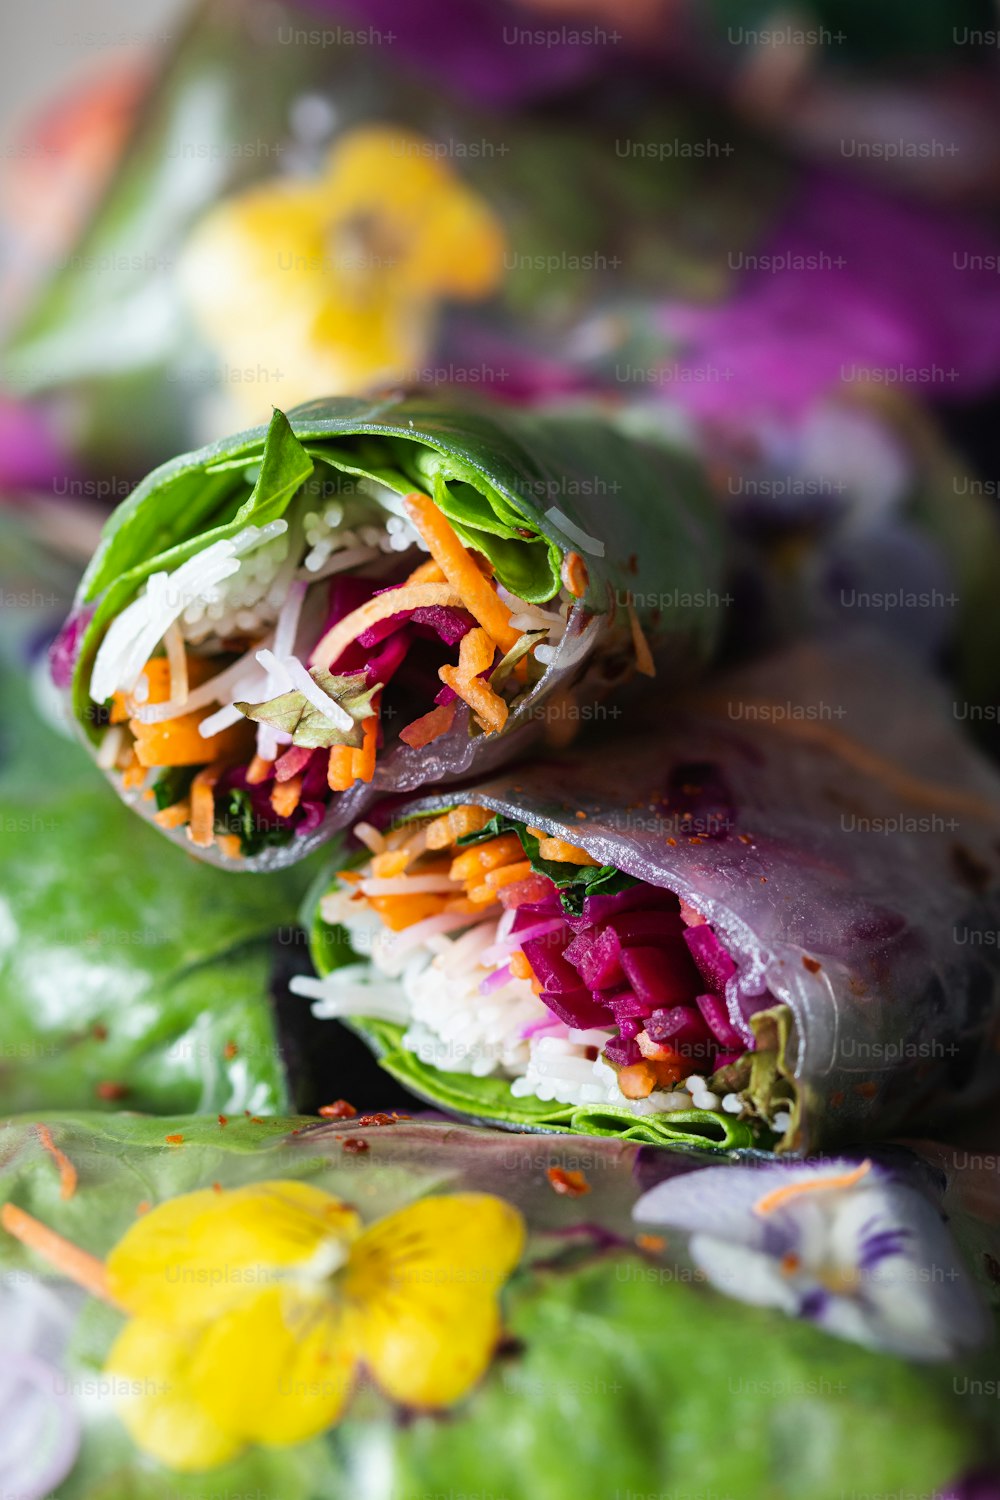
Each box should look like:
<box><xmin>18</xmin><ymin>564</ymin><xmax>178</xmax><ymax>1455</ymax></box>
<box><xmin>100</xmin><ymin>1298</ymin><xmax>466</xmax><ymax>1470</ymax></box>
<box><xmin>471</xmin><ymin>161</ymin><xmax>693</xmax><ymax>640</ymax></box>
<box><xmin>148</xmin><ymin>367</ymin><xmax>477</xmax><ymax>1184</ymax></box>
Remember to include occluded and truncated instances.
<box><xmin>560</xmin><ymin>550</ymin><xmax>589</xmax><ymax>598</ymax></box>
<box><xmin>450</xmin><ymin>834</ymin><xmax>524</xmax><ymax>882</ymax></box>
<box><xmin>617</xmin><ymin>1063</ymin><xmax>657</xmax><ymax>1099</ymax></box>
<box><xmin>467</xmin><ymin>882</ymin><xmax>506</xmax><ymax>906</ymax></box>
<box><xmin>626</xmin><ymin>601</ymin><xmax>656</xmax><ymax>677</ymax></box>
<box><xmin>311</xmin><ymin>582</ymin><xmax>462</xmax><ymax>672</ymax></box>
<box><xmin>131</xmin><ymin>711</ymin><xmax>249</xmax><ymax>768</ymax></box>
<box><xmin>352</xmin><ymin>710</ymin><xmax>378</xmax><ymax>785</ymax></box>
<box><xmin>754</xmin><ymin>1161</ymin><xmax>871</xmax><ymax>1217</ymax></box>
<box><xmin>271</xmin><ymin>774</ymin><xmax>303</xmax><ymax>819</ymax></box>
<box><xmin>372</xmin><ymin>849</ymin><xmax>412</xmax><ymax>879</ymax></box>
<box><xmin>458</xmin><ymin>627</ymin><xmax>496</xmax><ymax>678</ymax></box>
<box><xmin>403</xmin><ymin>493</ymin><xmax>520</xmax><ymax>653</ymax></box>
<box><xmin>1</xmin><ymin>1203</ymin><xmax>117</xmax><ymax>1305</ymax></box>
<box><xmin>509</xmin><ymin>950</ymin><xmax>534</xmax><ymax>981</ymax></box>
<box><xmin>426</xmin><ymin>804</ymin><xmax>492</xmax><ymax>849</ymax></box>
<box><xmin>327</xmin><ymin>745</ymin><xmax>356</xmax><ymax>792</ymax></box>
<box><xmin>367</xmin><ymin>893</ymin><xmax>449</xmax><ymax>931</ymax></box>
<box><xmin>216</xmin><ymin>833</ymin><xmax>243</xmax><ymax>860</ymax></box>
<box><xmin>535</xmin><ymin>836</ymin><xmax>600</xmax><ymax>867</ymax></box>
<box><xmin>121</xmin><ymin>749</ymin><xmax>146</xmax><ymax>791</ymax></box>
<box><xmin>445</xmin><ymin>894</ymin><xmax>494</xmax><ymax>915</ymax></box>
<box><xmin>484</xmin><ymin>860</ymin><xmax>533</xmax><ymax>891</ymax></box>
<box><xmin>404</xmin><ymin>557</ymin><xmax>447</xmax><ymax>585</ymax></box>
<box><xmin>153</xmin><ymin>799</ymin><xmax>191</xmax><ymax>830</ymax></box>
<box><xmin>439</xmin><ymin>665</ymin><xmax>508</xmax><ymax>735</ymax></box>
<box><xmin>246</xmin><ymin>754</ymin><xmax>274</xmax><ymax>785</ymax></box>
<box><xmin>188</xmin><ymin>763</ymin><xmax>224</xmax><ymax>849</ymax></box>
<box><xmin>400</xmin><ymin>699</ymin><xmax>458</xmax><ymax>750</ymax></box>
<box><xmin>35</xmin><ymin>1124</ymin><xmax>77</xmax><ymax>1200</ymax></box>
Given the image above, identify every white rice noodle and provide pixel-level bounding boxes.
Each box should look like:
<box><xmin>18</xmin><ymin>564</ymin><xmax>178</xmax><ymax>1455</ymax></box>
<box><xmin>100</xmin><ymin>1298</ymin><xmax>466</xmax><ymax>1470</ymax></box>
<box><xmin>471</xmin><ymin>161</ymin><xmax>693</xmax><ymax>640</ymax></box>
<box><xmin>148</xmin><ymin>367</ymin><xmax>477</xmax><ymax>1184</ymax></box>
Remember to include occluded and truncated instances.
<box><xmin>96</xmin><ymin>726</ymin><xmax>123</xmax><ymax>770</ymax></box>
<box><xmin>164</xmin><ymin>623</ymin><xmax>188</xmax><ymax>706</ymax></box>
<box><xmin>543</xmin><ymin>506</ymin><xmax>606</xmax><ymax>557</ymax></box>
<box><xmin>129</xmin><ymin>634</ymin><xmax>275</xmax><ymax>725</ymax></box>
<box><xmin>90</xmin><ymin>523</ymin><xmax>285</xmax><ymax>704</ymax></box>
<box><xmin>290</xmin><ymin>968</ymin><xmax>412</xmax><ymax>1024</ymax></box>
<box><xmin>535</xmin><ymin>612</ymin><xmax>600</xmax><ymax>670</ymax></box>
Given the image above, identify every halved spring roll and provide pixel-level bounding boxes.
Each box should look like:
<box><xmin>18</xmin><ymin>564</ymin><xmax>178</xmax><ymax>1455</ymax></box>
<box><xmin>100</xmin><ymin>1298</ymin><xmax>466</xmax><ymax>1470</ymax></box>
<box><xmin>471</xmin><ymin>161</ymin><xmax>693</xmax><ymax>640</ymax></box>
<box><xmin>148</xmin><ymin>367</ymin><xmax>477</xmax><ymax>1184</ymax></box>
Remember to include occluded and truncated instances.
<box><xmin>297</xmin><ymin>634</ymin><xmax>1000</xmax><ymax>1154</ymax></box>
<box><xmin>53</xmin><ymin>394</ymin><xmax>723</xmax><ymax>868</ymax></box>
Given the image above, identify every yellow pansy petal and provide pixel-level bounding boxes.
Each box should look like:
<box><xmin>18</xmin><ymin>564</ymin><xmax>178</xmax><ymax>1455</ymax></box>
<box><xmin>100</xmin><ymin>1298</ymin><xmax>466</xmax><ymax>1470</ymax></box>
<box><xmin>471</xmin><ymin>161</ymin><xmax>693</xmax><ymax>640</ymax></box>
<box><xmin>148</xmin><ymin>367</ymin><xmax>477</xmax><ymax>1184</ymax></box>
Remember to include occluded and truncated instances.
<box><xmin>106</xmin><ymin>1317</ymin><xmax>244</xmax><ymax>1473</ymax></box>
<box><xmin>188</xmin><ymin>1286</ymin><xmax>356</xmax><ymax>1448</ymax></box>
<box><xmin>108</xmin><ymin>1180</ymin><xmax>360</xmax><ymax>1325</ymax></box>
<box><xmin>404</xmin><ymin>187</ymin><xmax>505</xmax><ymax>298</ymax></box>
<box><xmin>344</xmin><ymin>1193</ymin><xmax>524</xmax><ymax>1408</ymax></box>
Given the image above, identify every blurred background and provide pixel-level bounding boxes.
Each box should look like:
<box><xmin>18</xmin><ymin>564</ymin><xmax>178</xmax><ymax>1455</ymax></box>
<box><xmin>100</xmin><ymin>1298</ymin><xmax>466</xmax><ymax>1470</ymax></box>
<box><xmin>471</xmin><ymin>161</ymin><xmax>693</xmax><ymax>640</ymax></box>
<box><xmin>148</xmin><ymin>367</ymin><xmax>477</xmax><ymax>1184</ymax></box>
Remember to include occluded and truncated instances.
<box><xmin>4</xmin><ymin>0</ymin><xmax>1000</xmax><ymax>1115</ymax></box>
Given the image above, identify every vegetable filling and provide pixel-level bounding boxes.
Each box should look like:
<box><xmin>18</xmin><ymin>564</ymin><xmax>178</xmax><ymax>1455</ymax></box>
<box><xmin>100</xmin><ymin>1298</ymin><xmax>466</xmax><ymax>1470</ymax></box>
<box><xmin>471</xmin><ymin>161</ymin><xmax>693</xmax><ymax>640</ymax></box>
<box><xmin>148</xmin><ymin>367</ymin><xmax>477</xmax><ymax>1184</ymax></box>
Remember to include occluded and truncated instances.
<box><xmin>296</xmin><ymin>806</ymin><xmax>789</xmax><ymax>1134</ymax></box>
<box><xmin>85</xmin><ymin>484</ymin><xmax>587</xmax><ymax>858</ymax></box>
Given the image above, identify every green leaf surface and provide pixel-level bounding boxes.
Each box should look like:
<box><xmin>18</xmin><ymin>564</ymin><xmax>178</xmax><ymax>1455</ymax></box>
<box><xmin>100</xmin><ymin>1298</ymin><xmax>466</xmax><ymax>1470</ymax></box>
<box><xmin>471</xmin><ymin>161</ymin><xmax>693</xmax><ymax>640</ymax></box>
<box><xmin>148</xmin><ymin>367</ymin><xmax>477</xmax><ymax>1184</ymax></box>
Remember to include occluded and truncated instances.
<box><xmin>0</xmin><ymin>781</ymin><xmax>314</xmax><ymax>1114</ymax></box>
<box><xmin>236</xmin><ymin>671</ymin><xmax>380</xmax><ymax>750</ymax></box>
<box><xmin>0</xmin><ymin>1114</ymin><xmax>987</xmax><ymax>1500</ymax></box>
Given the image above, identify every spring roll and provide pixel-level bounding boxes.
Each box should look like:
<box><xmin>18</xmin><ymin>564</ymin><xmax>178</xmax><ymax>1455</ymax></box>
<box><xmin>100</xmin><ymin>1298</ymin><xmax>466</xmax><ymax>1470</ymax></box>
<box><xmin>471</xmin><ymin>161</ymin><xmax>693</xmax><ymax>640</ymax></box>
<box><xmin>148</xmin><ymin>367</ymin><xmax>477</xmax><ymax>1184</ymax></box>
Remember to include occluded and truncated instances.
<box><xmin>299</xmin><ymin>633</ymin><xmax>1000</xmax><ymax>1153</ymax></box>
<box><xmin>53</xmin><ymin>394</ymin><xmax>723</xmax><ymax>868</ymax></box>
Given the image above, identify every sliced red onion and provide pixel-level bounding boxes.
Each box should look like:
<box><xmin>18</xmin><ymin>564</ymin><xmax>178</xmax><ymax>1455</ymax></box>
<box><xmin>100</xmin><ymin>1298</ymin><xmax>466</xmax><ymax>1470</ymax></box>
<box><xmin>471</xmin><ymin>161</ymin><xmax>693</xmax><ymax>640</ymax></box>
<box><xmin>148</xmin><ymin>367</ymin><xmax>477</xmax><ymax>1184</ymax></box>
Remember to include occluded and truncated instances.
<box><xmin>478</xmin><ymin>963</ymin><xmax>514</xmax><ymax>995</ymax></box>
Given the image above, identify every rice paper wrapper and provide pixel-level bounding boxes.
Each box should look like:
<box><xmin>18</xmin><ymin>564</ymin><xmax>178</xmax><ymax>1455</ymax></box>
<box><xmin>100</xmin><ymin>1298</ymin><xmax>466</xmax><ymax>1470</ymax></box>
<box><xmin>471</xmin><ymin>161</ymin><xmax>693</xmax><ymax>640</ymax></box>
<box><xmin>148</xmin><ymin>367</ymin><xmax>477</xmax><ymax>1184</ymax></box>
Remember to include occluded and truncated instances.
<box><xmin>57</xmin><ymin>394</ymin><xmax>724</xmax><ymax>871</ymax></box>
<box><xmin>314</xmin><ymin>632</ymin><xmax>1000</xmax><ymax>1154</ymax></box>
<box><xmin>0</xmin><ymin>1112</ymin><xmax>995</xmax><ymax>1500</ymax></box>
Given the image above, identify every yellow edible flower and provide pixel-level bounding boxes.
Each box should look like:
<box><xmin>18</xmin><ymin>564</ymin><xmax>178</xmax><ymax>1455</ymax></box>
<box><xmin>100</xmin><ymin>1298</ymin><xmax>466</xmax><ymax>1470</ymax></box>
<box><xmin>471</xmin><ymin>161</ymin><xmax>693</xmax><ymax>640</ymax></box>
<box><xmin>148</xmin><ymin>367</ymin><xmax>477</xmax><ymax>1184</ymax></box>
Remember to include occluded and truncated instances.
<box><xmin>103</xmin><ymin>1180</ymin><xmax>524</xmax><ymax>1472</ymax></box>
<box><xmin>178</xmin><ymin>124</ymin><xmax>506</xmax><ymax>419</ymax></box>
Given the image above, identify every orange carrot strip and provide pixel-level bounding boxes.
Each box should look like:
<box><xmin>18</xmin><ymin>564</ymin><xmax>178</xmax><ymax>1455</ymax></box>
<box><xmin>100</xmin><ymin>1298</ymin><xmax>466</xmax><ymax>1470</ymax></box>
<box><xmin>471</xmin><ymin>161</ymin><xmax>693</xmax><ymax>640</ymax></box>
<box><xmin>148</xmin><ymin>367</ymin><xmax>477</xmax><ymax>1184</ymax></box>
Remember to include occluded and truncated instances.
<box><xmin>1</xmin><ymin>1203</ymin><xmax>117</xmax><ymax>1305</ymax></box>
<box><xmin>467</xmin><ymin>882</ymin><xmax>505</xmax><ymax>906</ymax></box>
<box><xmin>131</xmin><ymin>712</ymin><xmax>250</xmax><ymax>768</ymax></box>
<box><xmin>153</xmin><ymin>800</ymin><xmax>192</xmax><ymax>831</ymax></box>
<box><xmin>367</xmin><ymin>893</ymin><xmax>449</xmax><ymax>931</ymax></box>
<box><xmin>425</xmin><ymin>804</ymin><xmax>491</xmax><ymax>849</ymax></box>
<box><xmin>371</xmin><ymin>850</ymin><xmax>412</xmax><ymax>879</ymax></box>
<box><xmin>121</xmin><ymin>750</ymin><xmax>146</xmax><ymax>791</ymax></box>
<box><xmin>271</xmin><ymin>774</ymin><xmax>303</xmax><ymax>818</ymax></box>
<box><xmin>246</xmin><ymin>754</ymin><xmax>274</xmax><ymax>785</ymax></box>
<box><xmin>439</xmin><ymin>665</ymin><xmax>508</xmax><ymax>736</ymax></box>
<box><xmin>311</xmin><ymin>583</ymin><xmax>462</xmax><ymax>672</ymax></box>
<box><xmin>404</xmin><ymin>558</ymin><xmax>447</xmax><ymax>585</ymax></box>
<box><xmin>400</xmin><ymin>700</ymin><xmax>457</xmax><ymax>751</ymax></box>
<box><xmin>444</xmin><ymin>894</ymin><xmax>494</xmax><ymax>916</ymax></box>
<box><xmin>216</xmin><ymin>833</ymin><xmax>243</xmax><ymax>860</ymax></box>
<box><xmin>560</xmin><ymin>551</ymin><xmax>589</xmax><ymax>598</ymax></box>
<box><xmin>483</xmin><ymin>860</ymin><xmax>533</xmax><ymax>891</ymax></box>
<box><xmin>403</xmin><ymin>493</ymin><xmax>520</xmax><ymax>653</ymax></box>
<box><xmin>353</xmin><ymin>712</ymin><xmax>378</xmax><ymax>785</ymax></box>
<box><xmin>754</xmin><ymin>1161</ymin><xmax>869</xmax><ymax>1217</ymax></box>
<box><xmin>458</xmin><ymin>627</ymin><xmax>496</xmax><ymax>678</ymax></box>
<box><xmin>627</xmin><ymin>601</ymin><xmax>656</xmax><ymax>678</ymax></box>
<box><xmin>535</xmin><ymin>836</ymin><xmax>600</xmax><ymax>867</ymax></box>
<box><xmin>188</xmin><ymin>763</ymin><xmax>224</xmax><ymax>849</ymax></box>
<box><xmin>509</xmin><ymin>950</ymin><xmax>534</xmax><ymax>981</ymax></box>
<box><xmin>35</xmin><ymin>1124</ymin><xmax>78</xmax><ymax>1200</ymax></box>
<box><xmin>450</xmin><ymin>834</ymin><xmax>525</xmax><ymax>881</ymax></box>
<box><xmin>327</xmin><ymin>745</ymin><xmax>356</xmax><ymax>792</ymax></box>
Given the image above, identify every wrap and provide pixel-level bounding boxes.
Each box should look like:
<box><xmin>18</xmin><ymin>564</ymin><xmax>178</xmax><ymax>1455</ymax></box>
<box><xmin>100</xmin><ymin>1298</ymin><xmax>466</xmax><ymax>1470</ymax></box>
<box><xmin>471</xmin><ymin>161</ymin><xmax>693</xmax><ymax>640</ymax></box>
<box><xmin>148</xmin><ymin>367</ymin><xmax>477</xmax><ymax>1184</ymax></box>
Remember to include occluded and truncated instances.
<box><xmin>0</xmin><ymin>1113</ymin><xmax>993</xmax><ymax>1499</ymax></box>
<box><xmin>54</xmin><ymin>393</ymin><xmax>723</xmax><ymax>869</ymax></box>
<box><xmin>301</xmin><ymin>633</ymin><xmax>1000</xmax><ymax>1154</ymax></box>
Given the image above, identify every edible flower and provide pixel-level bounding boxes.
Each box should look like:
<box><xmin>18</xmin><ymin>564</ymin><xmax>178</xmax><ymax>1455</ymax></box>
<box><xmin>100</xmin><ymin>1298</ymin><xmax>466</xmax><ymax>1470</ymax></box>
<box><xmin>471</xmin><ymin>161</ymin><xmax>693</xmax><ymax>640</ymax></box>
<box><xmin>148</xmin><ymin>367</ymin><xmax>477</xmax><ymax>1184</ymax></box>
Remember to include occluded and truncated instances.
<box><xmin>178</xmin><ymin>124</ymin><xmax>505</xmax><ymax>419</ymax></box>
<box><xmin>2</xmin><ymin>1181</ymin><xmax>524</xmax><ymax>1472</ymax></box>
<box><xmin>634</xmin><ymin>1157</ymin><xmax>984</xmax><ymax>1361</ymax></box>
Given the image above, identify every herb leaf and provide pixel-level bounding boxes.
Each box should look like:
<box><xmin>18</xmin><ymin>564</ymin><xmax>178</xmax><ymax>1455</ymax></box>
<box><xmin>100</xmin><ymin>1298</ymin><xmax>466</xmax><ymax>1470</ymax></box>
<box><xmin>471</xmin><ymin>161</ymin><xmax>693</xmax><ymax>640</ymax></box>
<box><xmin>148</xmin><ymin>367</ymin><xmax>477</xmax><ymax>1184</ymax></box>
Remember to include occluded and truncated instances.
<box><xmin>236</xmin><ymin>672</ymin><xmax>381</xmax><ymax>749</ymax></box>
<box><xmin>454</xmin><ymin>812</ymin><xmax>636</xmax><ymax>914</ymax></box>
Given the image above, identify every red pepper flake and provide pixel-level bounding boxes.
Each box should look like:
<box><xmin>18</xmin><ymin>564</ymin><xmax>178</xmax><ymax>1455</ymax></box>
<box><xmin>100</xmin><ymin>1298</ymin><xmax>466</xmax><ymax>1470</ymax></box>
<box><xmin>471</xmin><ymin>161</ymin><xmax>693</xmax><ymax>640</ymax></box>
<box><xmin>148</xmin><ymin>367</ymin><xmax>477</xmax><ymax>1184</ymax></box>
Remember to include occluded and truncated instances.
<box><xmin>95</xmin><ymin>1081</ymin><xmax>129</xmax><ymax>1101</ymax></box>
<box><xmin>319</xmin><ymin>1100</ymin><xmax>357</xmax><ymax>1119</ymax></box>
<box><xmin>92</xmin><ymin>1023</ymin><xmax>108</xmax><ymax>1042</ymax></box>
<box><xmin>223</xmin><ymin>1040</ymin><xmax>239</xmax><ymax>1060</ymax></box>
<box><xmin>36</xmin><ymin>1125</ymin><xmax>78</xmax><ymax>1200</ymax></box>
<box><xmin>356</xmin><ymin>1112</ymin><xmax>396</xmax><ymax>1127</ymax></box>
<box><xmin>666</xmin><ymin>837</ymin><xmax>677</xmax><ymax>847</ymax></box>
<box><xmin>759</xmin><ymin>876</ymin><xmax>767</xmax><ymax>884</ymax></box>
<box><xmin>136</xmin><ymin>1201</ymin><xmax>151</xmax><ymax>1215</ymax></box>
<box><xmin>853</xmin><ymin>1081</ymin><xmax>878</xmax><ymax>1100</ymax></box>
<box><xmin>546</xmin><ymin>1166</ymin><xmax>590</xmax><ymax>1197</ymax></box>
<box><xmin>165</xmin><ymin>1134</ymin><xmax>184</xmax><ymax>1146</ymax></box>
<box><xmin>250</xmin><ymin>1117</ymin><xmax>265</xmax><ymax>1125</ymax></box>
<box><xmin>688</xmin><ymin>836</ymin><xmax>703</xmax><ymax>846</ymax></box>
<box><xmin>802</xmin><ymin>957</ymin><xmax>822</xmax><ymax>974</ymax></box>
<box><xmin>574</xmin><ymin>810</ymin><xmax>587</xmax><ymax>820</ymax></box>
<box><xmin>738</xmin><ymin>834</ymin><xmax>752</xmax><ymax>845</ymax></box>
<box><xmin>635</xmin><ymin>1233</ymin><xmax>666</xmax><ymax>1254</ymax></box>
<box><xmin>212</xmin><ymin>1181</ymin><xmax>223</xmax><ymax>1193</ymax></box>
<box><xmin>217</xmin><ymin>1114</ymin><xmax>228</xmax><ymax>1127</ymax></box>
<box><xmin>830</xmin><ymin>1090</ymin><xmax>845</xmax><ymax>1109</ymax></box>
<box><xmin>342</xmin><ymin>1138</ymin><xmax>369</xmax><ymax>1154</ymax></box>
